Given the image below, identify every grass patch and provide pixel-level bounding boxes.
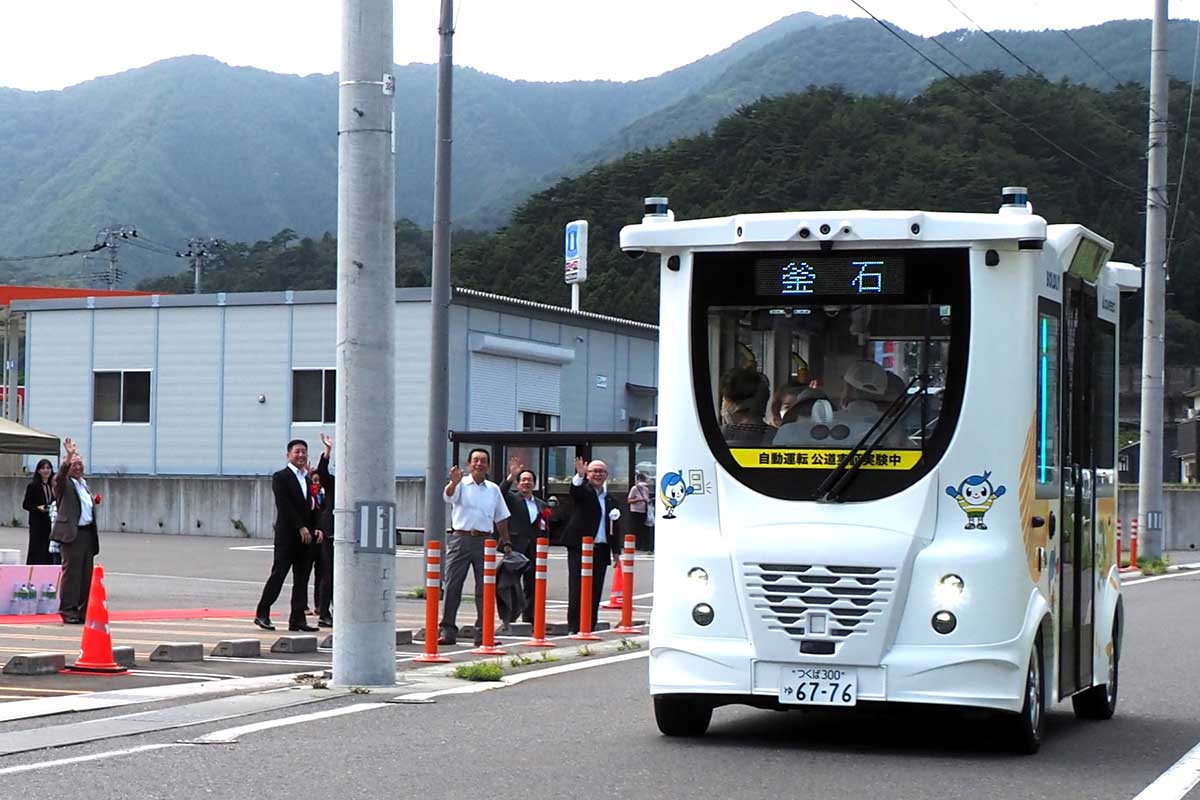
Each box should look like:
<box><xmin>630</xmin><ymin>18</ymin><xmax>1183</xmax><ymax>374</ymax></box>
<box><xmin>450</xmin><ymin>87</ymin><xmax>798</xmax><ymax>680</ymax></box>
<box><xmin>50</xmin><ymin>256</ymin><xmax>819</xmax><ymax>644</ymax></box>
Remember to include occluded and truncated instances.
<box><xmin>1137</xmin><ymin>556</ymin><xmax>1170</xmax><ymax>576</ymax></box>
<box><xmin>576</xmin><ymin>645</ymin><xmax>594</xmax><ymax>657</ymax></box>
<box><xmin>407</xmin><ymin>586</ymin><xmax>427</xmax><ymax>599</ymax></box>
<box><xmin>349</xmin><ymin>686</ymin><xmax>372</xmax><ymax>695</ymax></box>
<box><xmin>617</xmin><ymin>638</ymin><xmax>643</xmax><ymax>652</ymax></box>
<box><xmin>454</xmin><ymin>662</ymin><xmax>504</xmax><ymax>682</ymax></box>
<box><xmin>509</xmin><ymin>653</ymin><xmax>537</xmax><ymax>667</ymax></box>
<box><xmin>536</xmin><ymin>652</ymin><xmax>560</xmax><ymax>663</ymax></box>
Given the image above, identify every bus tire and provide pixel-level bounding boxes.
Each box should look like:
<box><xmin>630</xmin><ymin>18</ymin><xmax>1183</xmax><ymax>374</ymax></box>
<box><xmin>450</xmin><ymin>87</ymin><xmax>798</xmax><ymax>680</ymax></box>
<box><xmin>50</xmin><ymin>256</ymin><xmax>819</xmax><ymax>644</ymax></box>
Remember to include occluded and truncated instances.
<box><xmin>654</xmin><ymin>695</ymin><xmax>713</xmax><ymax>737</ymax></box>
<box><xmin>1072</xmin><ymin>620</ymin><xmax>1119</xmax><ymax>721</ymax></box>
<box><xmin>1006</xmin><ymin>637</ymin><xmax>1044</xmax><ymax>754</ymax></box>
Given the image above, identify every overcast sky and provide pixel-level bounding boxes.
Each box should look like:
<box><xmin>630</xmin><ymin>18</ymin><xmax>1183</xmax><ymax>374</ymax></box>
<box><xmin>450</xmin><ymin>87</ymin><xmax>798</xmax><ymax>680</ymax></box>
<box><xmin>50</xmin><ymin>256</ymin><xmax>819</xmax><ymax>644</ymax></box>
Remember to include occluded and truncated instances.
<box><xmin>0</xmin><ymin>0</ymin><xmax>1195</xmax><ymax>92</ymax></box>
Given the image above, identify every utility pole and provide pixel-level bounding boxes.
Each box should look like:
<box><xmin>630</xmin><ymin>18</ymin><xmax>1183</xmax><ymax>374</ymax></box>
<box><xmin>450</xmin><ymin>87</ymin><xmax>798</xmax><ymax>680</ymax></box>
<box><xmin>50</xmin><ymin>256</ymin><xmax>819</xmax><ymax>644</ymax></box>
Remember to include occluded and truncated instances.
<box><xmin>424</xmin><ymin>0</ymin><xmax>454</xmax><ymax>551</ymax></box>
<box><xmin>333</xmin><ymin>0</ymin><xmax>397</xmax><ymax>686</ymax></box>
<box><xmin>97</xmin><ymin>226</ymin><xmax>136</xmax><ymax>288</ymax></box>
<box><xmin>177</xmin><ymin>238</ymin><xmax>217</xmax><ymax>294</ymax></box>
<box><xmin>1137</xmin><ymin>0</ymin><xmax>1169</xmax><ymax>560</ymax></box>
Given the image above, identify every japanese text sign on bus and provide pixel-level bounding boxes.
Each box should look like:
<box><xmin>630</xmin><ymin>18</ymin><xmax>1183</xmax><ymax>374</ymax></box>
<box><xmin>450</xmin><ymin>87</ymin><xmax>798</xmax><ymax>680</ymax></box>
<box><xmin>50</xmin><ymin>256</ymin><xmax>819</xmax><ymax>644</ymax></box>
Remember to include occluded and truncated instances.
<box><xmin>565</xmin><ymin>220</ymin><xmax>588</xmax><ymax>285</ymax></box>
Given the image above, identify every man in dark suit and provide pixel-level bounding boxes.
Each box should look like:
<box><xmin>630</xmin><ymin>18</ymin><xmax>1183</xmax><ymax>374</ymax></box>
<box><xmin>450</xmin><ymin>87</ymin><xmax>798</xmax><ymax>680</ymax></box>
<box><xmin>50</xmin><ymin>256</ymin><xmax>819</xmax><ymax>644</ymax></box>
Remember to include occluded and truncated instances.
<box><xmin>255</xmin><ymin>439</ymin><xmax>318</xmax><ymax>632</ymax></box>
<box><xmin>500</xmin><ymin>456</ymin><xmax>549</xmax><ymax>625</ymax></box>
<box><xmin>50</xmin><ymin>437</ymin><xmax>100</xmax><ymax>624</ymax></box>
<box><xmin>564</xmin><ymin>456</ymin><xmax>620</xmax><ymax>634</ymax></box>
<box><xmin>311</xmin><ymin>433</ymin><xmax>335</xmax><ymax>628</ymax></box>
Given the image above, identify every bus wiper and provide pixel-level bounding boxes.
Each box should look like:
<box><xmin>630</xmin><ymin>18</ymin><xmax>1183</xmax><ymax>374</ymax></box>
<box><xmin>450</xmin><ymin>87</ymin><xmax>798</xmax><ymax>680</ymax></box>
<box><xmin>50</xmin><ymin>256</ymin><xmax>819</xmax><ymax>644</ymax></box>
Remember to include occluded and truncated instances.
<box><xmin>814</xmin><ymin>376</ymin><xmax>923</xmax><ymax>503</ymax></box>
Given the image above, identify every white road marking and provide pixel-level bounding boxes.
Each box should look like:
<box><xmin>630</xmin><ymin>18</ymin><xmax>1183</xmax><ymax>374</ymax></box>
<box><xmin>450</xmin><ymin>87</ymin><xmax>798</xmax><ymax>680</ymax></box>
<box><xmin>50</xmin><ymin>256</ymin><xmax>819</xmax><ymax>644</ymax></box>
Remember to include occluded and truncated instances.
<box><xmin>193</xmin><ymin>647</ymin><xmax>650</xmax><ymax>743</ymax></box>
<box><xmin>0</xmin><ymin>743</ymin><xmax>186</xmax><ymax>776</ymax></box>
<box><xmin>191</xmin><ymin>703</ymin><xmax>391</xmax><ymax>743</ymax></box>
<box><xmin>106</xmin><ymin>571</ymin><xmax>267</xmax><ymax>586</ymax></box>
<box><xmin>129</xmin><ymin>669</ymin><xmax>242</xmax><ymax>681</ymax></box>
<box><xmin>230</xmin><ymin>544</ymin><xmax>656</xmax><ymax>561</ymax></box>
<box><xmin>1123</xmin><ymin>570</ymin><xmax>1200</xmax><ymax>586</ymax></box>
<box><xmin>1132</xmin><ymin>740</ymin><xmax>1200</xmax><ymax>800</ymax></box>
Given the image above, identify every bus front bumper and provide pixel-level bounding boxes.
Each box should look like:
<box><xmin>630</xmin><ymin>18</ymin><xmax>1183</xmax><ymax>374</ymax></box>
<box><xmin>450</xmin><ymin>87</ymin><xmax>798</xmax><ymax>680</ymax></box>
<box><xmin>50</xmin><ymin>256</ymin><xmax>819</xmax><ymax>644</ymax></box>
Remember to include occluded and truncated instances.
<box><xmin>649</xmin><ymin>635</ymin><xmax>1027</xmax><ymax>714</ymax></box>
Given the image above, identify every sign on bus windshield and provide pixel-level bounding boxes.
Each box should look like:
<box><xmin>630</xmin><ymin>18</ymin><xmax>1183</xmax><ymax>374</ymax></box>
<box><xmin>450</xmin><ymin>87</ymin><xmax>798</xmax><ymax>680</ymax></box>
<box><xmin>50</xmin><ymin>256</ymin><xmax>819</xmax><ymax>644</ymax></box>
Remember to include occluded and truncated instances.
<box><xmin>754</xmin><ymin>255</ymin><xmax>908</xmax><ymax>297</ymax></box>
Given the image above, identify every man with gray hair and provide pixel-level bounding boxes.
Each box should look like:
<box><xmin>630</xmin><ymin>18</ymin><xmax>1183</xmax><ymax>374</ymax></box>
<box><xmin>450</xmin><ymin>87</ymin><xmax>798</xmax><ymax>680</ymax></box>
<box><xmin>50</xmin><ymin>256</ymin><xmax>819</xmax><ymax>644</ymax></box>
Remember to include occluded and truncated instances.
<box><xmin>50</xmin><ymin>437</ymin><xmax>100</xmax><ymax>624</ymax></box>
<box><xmin>563</xmin><ymin>456</ymin><xmax>620</xmax><ymax>634</ymax></box>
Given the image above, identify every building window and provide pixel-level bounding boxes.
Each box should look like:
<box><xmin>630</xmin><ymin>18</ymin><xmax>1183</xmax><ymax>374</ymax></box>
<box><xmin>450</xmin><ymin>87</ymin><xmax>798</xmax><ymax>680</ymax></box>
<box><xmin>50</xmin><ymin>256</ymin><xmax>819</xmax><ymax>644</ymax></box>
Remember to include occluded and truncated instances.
<box><xmin>293</xmin><ymin>369</ymin><xmax>336</xmax><ymax>423</ymax></box>
<box><xmin>93</xmin><ymin>370</ymin><xmax>151</xmax><ymax>423</ymax></box>
<box><xmin>521</xmin><ymin>412</ymin><xmax>556</xmax><ymax>432</ymax></box>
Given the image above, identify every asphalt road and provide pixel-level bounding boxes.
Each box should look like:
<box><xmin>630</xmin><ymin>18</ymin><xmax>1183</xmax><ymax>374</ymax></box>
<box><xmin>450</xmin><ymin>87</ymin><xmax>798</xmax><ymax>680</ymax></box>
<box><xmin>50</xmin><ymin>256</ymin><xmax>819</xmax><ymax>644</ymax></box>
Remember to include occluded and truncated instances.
<box><xmin>0</xmin><ymin>569</ymin><xmax>1196</xmax><ymax>799</ymax></box>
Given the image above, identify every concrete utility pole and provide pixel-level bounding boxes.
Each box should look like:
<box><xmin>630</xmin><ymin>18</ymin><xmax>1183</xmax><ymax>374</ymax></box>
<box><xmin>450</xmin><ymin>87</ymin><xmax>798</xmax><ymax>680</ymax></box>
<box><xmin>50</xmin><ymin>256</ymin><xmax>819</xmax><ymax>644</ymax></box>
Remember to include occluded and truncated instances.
<box><xmin>97</xmin><ymin>226</ymin><xmax>136</xmax><ymax>288</ymax></box>
<box><xmin>1137</xmin><ymin>0</ymin><xmax>1169</xmax><ymax>560</ymax></box>
<box><xmin>177</xmin><ymin>238</ymin><xmax>217</xmax><ymax>294</ymax></box>
<box><xmin>423</xmin><ymin>0</ymin><xmax>454</xmax><ymax>550</ymax></box>
<box><xmin>333</xmin><ymin>0</ymin><xmax>397</xmax><ymax>686</ymax></box>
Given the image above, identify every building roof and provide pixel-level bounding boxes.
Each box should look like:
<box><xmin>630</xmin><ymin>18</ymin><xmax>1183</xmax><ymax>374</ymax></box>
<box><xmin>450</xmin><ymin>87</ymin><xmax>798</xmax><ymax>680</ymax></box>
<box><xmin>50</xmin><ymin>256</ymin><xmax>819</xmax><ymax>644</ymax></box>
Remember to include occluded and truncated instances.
<box><xmin>0</xmin><ymin>285</ymin><xmax>153</xmax><ymax>307</ymax></box>
<box><xmin>10</xmin><ymin>286</ymin><xmax>658</xmax><ymax>334</ymax></box>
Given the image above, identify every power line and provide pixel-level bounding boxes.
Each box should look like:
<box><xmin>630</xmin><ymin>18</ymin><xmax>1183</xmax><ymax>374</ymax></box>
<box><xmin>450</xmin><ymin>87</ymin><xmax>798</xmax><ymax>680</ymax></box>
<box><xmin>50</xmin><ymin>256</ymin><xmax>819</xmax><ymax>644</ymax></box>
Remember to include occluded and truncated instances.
<box><xmin>1061</xmin><ymin>29</ymin><xmax>1124</xmax><ymax>87</ymax></box>
<box><xmin>942</xmin><ymin>0</ymin><xmax>1044</xmax><ymax>78</ymax></box>
<box><xmin>928</xmin><ymin>34</ymin><xmax>977</xmax><ymax>74</ymax></box>
<box><xmin>846</xmin><ymin>0</ymin><xmax>1144</xmax><ymax>199</ymax></box>
<box><xmin>0</xmin><ymin>243</ymin><xmax>104</xmax><ymax>263</ymax></box>
<box><xmin>1167</xmin><ymin>18</ymin><xmax>1200</xmax><ymax>265</ymax></box>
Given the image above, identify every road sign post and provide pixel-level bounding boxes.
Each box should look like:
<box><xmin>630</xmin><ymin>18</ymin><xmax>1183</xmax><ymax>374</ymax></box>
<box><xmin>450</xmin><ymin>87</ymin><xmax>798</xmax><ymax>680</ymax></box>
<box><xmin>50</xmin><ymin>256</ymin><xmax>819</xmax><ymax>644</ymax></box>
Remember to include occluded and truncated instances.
<box><xmin>565</xmin><ymin>220</ymin><xmax>588</xmax><ymax>311</ymax></box>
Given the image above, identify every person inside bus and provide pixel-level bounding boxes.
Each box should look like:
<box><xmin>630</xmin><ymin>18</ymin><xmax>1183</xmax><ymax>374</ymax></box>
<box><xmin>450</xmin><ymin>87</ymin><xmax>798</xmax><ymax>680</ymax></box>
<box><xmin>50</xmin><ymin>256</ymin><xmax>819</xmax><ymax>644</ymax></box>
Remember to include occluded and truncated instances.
<box><xmin>771</xmin><ymin>387</ymin><xmax>838</xmax><ymax>446</ymax></box>
<box><xmin>768</xmin><ymin>384</ymin><xmax>807</xmax><ymax>429</ymax></box>
<box><xmin>718</xmin><ymin>368</ymin><xmax>773</xmax><ymax>445</ymax></box>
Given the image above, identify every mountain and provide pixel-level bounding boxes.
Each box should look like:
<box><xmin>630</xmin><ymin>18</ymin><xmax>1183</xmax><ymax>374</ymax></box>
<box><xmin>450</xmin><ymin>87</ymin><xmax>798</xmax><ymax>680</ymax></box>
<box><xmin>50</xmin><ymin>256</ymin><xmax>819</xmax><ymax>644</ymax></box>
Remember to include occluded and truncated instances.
<box><xmin>2</xmin><ymin>14</ymin><xmax>1197</xmax><ymax>285</ymax></box>
<box><xmin>140</xmin><ymin>74</ymin><xmax>1200</xmax><ymax>369</ymax></box>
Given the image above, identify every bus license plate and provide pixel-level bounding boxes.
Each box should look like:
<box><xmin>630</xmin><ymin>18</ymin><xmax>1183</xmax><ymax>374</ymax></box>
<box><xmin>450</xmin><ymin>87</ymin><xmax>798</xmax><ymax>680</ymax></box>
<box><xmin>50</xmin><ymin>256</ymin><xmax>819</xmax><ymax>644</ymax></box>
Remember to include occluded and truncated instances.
<box><xmin>779</xmin><ymin>666</ymin><xmax>857</xmax><ymax>706</ymax></box>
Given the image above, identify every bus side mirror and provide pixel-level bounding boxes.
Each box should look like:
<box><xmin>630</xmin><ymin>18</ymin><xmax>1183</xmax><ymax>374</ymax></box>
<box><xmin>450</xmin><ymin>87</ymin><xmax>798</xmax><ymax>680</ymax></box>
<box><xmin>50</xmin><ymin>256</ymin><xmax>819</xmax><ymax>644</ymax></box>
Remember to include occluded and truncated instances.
<box><xmin>1048</xmin><ymin>511</ymin><xmax>1056</xmax><ymax>539</ymax></box>
<box><xmin>1031</xmin><ymin>516</ymin><xmax>1045</xmax><ymax>528</ymax></box>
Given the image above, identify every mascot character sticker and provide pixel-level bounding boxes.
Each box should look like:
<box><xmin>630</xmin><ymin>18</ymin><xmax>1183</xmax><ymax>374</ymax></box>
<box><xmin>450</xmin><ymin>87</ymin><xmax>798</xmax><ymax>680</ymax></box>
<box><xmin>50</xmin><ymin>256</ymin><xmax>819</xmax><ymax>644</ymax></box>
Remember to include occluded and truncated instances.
<box><xmin>659</xmin><ymin>471</ymin><xmax>696</xmax><ymax>519</ymax></box>
<box><xmin>945</xmin><ymin>471</ymin><xmax>1006</xmax><ymax>530</ymax></box>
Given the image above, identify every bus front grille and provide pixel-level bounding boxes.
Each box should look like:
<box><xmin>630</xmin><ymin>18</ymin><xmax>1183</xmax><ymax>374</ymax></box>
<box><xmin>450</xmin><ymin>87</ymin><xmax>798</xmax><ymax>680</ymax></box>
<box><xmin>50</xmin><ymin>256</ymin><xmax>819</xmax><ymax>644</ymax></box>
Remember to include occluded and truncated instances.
<box><xmin>744</xmin><ymin>563</ymin><xmax>897</xmax><ymax>642</ymax></box>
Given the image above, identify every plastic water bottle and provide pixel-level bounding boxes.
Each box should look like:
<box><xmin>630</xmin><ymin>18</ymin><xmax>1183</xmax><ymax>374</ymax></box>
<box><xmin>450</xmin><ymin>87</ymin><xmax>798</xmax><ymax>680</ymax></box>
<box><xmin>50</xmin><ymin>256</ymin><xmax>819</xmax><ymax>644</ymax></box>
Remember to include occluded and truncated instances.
<box><xmin>38</xmin><ymin>583</ymin><xmax>58</xmax><ymax>614</ymax></box>
<box><xmin>13</xmin><ymin>584</ymin><xmax>31</xmax><ymax>615</ymax></box>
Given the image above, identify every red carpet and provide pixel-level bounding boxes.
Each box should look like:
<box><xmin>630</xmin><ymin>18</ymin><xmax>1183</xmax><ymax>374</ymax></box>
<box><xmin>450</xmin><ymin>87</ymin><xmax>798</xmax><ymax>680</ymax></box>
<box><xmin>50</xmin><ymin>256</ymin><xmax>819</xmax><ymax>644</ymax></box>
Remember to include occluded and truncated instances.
<box><xmin>0</xmin><ymin>609</ymin><xmax>251</xmax><ymax>625</ymax></box>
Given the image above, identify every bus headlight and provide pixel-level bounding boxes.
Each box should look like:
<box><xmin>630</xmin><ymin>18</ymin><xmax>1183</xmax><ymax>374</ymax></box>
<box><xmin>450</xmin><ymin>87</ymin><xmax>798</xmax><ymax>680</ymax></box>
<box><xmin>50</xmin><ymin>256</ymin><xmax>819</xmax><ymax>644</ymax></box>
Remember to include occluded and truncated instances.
<box><xmin>934</xmin><ymin>573</ymin><xmax>965</xmax><ymax>607</ymax></box>
<box><xmin>687</xmin><ymin>567</ymin><xmax>709</xmax><ymax>584</ymax></box>
<box><xmin>692</xmin><ymin>603</ymin><xmax>715</xmax><ymax>626</ymax></box>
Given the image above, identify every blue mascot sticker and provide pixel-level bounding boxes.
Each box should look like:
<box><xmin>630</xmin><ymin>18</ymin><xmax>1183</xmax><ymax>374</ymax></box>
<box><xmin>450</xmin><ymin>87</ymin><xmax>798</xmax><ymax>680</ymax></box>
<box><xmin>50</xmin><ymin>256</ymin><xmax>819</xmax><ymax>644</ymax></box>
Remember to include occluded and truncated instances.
<box><xmin>659</xmin><ymin>471</ymin><xmax>696</xmax><ymax>519</ymax></box>
<box><xmin>945</xmin><ymin>471</ymin><xmax>1006</xmax><ymax>530</ymax></box>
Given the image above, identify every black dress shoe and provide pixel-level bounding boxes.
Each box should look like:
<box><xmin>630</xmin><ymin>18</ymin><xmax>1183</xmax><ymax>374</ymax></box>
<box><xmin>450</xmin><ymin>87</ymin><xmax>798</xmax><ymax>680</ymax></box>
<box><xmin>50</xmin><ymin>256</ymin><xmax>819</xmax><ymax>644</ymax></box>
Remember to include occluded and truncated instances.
<box><xmin>318</xmin><ymin>617</ymin><xmax>333</xmax><ymax>628</ymax></box>
<box><xmin>289</xmin><ymin>624</ymin><xmax>319</xmax><ymax>632</ymax></box>
<box><xmin>61</xmin><ymin>615</ymin><xmax>84</xmax><ymax>625</ymax></box>
<box><xmin>253</xmin><ymin>617</ymin><xmax>276</xmax><ymax>631</ymax></box>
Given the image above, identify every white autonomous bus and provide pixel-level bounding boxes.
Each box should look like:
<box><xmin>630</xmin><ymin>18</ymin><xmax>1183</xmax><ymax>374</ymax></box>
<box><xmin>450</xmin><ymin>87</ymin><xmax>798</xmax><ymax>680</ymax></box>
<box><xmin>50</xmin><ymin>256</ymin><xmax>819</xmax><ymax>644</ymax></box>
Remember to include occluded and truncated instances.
<box><xmin>620</xmin><ymin>190</ymin><xmax>1140</xmax><ymax>752</ymax></box>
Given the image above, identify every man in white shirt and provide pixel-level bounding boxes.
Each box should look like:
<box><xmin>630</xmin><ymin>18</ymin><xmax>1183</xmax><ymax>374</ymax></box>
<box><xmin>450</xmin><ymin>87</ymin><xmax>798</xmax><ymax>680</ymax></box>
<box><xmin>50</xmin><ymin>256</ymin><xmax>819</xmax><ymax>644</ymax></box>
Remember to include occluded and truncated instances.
<box><xmin>439</xmin><ymin>448</ymin><xmax>512</xmax><ymax>646</ymax></box>
<box><xmin>255</xmin><ymin>439</ymin><xmax>318</xmax><ymax>632</ymax></box>
<box><xmin>500</xmin><ymin>456</ymin><xmax>549</xmax><ymax>624</ymax></box>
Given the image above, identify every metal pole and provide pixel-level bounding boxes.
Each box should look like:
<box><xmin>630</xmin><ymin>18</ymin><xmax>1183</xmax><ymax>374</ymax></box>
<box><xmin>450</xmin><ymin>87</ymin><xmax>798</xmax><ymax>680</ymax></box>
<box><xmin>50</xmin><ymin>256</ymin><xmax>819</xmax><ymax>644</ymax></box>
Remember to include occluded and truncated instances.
<box><xmin>1137</xmin><ymin>0</ymin><xmax>1169</xmax><ymax>560</ymax></box>
<box><xmin>193</xmin><ymin>246</ymin><xmax>202</xmax><ymax>295</ymax></box>
<box><xmin>571</xmin><ymin>283</ymin><xmax>580</xmax><ymax>312</ymax></box>
<box><xmin>333</xmin><ymin>0</ymin><xmax>397</xmax><ymax>686</ymax></box>
<box><xmin>423</xmin><ymin>0</ymin><xmax>454</xmax><ymax>551</ymax></box>
<box><xmin>6</xmin><ymin>320</ymin><xmax>17</xmax><ymax>423</ymax></box>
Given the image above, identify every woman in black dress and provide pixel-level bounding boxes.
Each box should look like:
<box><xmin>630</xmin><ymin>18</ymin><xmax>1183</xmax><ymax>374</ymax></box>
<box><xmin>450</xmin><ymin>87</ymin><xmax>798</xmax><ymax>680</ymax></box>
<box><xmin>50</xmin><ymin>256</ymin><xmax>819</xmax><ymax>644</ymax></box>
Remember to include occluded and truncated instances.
<box><xmin>22</xmin><ymin>459</ymin><xmax>55</xmax><ymax>565</ymax></box>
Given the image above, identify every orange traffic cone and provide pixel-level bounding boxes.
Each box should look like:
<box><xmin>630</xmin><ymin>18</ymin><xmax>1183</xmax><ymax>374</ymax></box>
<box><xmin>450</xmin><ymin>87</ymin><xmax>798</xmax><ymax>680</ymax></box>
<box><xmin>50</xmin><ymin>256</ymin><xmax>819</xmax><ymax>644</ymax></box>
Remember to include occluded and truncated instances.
<box><xmin>601</xmin><ymin>557</ymin><xmax>624</xmax><ymax>609</ymax></box>
<box><xmin>66</xmin><ymin>565</ymin><xmax>127</xmax><ymax>674</ymax></box>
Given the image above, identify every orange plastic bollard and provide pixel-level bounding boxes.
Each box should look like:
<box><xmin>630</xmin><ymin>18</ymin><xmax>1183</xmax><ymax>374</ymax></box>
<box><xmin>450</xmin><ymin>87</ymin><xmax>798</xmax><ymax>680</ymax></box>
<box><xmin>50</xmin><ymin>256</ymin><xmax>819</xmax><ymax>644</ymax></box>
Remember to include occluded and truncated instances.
<box><xmin>601</xmin><ymin>554</ymin><xmax>624</xmax><ymax>609</ymax></box>
<box><xmin>570</xmin><ymin>537</ymin><xmax>601</xmax><ymax>641</ymax></box>
<box><xmin>471</xmin><ymin>539</ymin><xmax>506</xmax><ymax>655</ymax></box>
<box><xmin>613</xmin><ymin>535</ymin><xmax>642</xmax><ymax>634</ymax></box>
<box><xmin>1130</xmin><ymin>518</ymin><xmax>1139</xmax><ymax>570</ymax></box>
<box><xmin>1116</xmin><ymin>517</ymin><xmax>1123</xmax><ymax>567</ymax></box>
<box><xmin>66</xmin><ymin>564</ymin><xmax>127</xmax><ymax>674</ymax></box>
<box><xmin>414</xmin><ymin>541</ymin><xmax>451</xmax><ymax>663</ymax></box>
<box><xmin>523</xmin><ymin>537</ymin><xmax>555</xmax><ymax>647</ymax></box>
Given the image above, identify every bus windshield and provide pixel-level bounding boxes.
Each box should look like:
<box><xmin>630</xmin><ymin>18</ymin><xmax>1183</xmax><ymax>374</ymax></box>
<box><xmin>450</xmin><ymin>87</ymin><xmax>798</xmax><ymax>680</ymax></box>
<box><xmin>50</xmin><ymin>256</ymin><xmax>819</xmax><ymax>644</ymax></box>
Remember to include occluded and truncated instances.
<box><xmin>691</xmin><ymin>249</ymin><xmax>970</xmax><ymax>501</ymax></box>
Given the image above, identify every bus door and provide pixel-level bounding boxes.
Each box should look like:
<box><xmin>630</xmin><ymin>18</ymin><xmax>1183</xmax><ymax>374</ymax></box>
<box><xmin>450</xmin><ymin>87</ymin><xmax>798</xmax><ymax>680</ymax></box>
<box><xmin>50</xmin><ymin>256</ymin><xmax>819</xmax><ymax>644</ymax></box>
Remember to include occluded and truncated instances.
<box><xmin>1059</xmin><ymin>274</ymin><xmax>1096</xmax><ymax>696</ymax></box>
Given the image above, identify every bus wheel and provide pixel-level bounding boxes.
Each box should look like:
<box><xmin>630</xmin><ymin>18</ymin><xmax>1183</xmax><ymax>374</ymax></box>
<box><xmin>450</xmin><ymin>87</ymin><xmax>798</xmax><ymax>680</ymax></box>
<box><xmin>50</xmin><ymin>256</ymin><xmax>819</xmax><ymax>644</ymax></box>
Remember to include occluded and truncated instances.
<box><xmin>654</xmin><ymin>695</ymin><xmax>713</xmax><ymax>737</ymax></box>
<box><xmin>1007</xmin><ymin>638</ymin><xmax>1044</xmax><ymax>754</ymax></box>
<box><xmin>1072</xmin><ymin>621</ymin><xmax>1119</xmax><ymax>720</ymax></box>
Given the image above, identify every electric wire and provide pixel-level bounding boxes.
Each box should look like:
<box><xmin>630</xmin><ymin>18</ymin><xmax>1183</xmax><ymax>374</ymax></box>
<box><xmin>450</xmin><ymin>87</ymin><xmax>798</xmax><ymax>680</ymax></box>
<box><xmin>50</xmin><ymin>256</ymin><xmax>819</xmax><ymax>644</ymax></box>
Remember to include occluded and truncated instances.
<box><xmin>1061</xmin><ymin>29</ymin><xmax>1125</xmax><ymax>87</ymax></box>
<box><xmin>1167</xmin><ymin>18</ymin><xmax>1200</xmax><ymax>265</ymax></box>
<box><xmin>941</xmin><ymin>0</ymin><xmax>1044</xmax><ymax>78</ymax></box>
<box><xmin>928</xmin><ymin>34</ymin><xmax>977</xmax><ymax>73</ymax></box>
<box><xmin>846</xmin><ymin>0</ymin><xmax>1144</xmax><ymax>200</ymax></box>
<box><xmin>0</xmin><ymin>243</ymin><xmax>105</xmax><ymax>263</ymax></box>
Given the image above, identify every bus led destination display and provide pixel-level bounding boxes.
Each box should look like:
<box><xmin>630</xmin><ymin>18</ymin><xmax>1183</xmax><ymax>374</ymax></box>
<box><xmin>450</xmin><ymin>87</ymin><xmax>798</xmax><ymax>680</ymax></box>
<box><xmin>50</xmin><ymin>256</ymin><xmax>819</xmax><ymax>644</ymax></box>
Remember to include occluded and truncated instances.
<box><xmin>754</xmin><ymin>255</ymin><xmax>907</xmax><ymax>297</ymax></box>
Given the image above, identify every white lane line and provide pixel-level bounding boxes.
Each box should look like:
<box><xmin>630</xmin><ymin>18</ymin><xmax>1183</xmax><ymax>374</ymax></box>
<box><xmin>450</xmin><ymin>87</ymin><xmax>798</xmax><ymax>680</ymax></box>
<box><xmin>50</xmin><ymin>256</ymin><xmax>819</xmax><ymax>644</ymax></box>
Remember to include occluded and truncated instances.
<box><xmin>191</xmin><ymin>703</ymin><xmax>391</xmax><ymax>743</ymax></box>
<box><xmin>0</xmin><ymin>743</ymin><xmax>187</xmax><ymax>776</ymax></box>
<box><xmin>129</xmin><ymin>669</ymin><xmax>243</xmax><ymax>681</ymax></box>
<box><xmin>1124</xmin><ymin>570</ymin><xmax>1200</xmax><ymax>586</ymax></box>
<box><xmin>106</xmin><ymin>572</ymin><xmax>268</xmax><ymax>586</ymax></box>
<box><xmin>204</xmin><ymin>656</ymin><xmax>331</xmax><ymax>667</ymax></box>
<box><xmin>1132</xmin><ymin>740</ymin><xmax>1200</xmax><ymax>800</ymax></box>
<box><xmin>194</xmin><ymin>647</ymin><xmax>650</xmax><ymax>743</ymax></box>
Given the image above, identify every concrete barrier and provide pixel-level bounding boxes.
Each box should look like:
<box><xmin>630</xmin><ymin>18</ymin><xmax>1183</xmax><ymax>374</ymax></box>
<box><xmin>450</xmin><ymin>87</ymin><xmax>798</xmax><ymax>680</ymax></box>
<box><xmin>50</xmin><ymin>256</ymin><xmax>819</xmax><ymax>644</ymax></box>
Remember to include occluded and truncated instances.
<box><xmin>150</xmin><ymin>642</ymin><xmax>205</xmax><ymax>662</ymax></box>
<box><xmin>319</xmin><ymin>635</ymin><xmax>333</xmax><ymax>649</ymax></box>
<box><xmin>112</xmin><ymin>646</ymin><xmax>136</xmax><ymax>668</ymax></box>
<box><xmin>271</xmin><ymin>636</ymin><xmax>317</xmax><ymax>654</ymax></box>
<box><xmin>211</xmin><ymin>639</ymin><xmax>262</xmax><ymax>658</ymax></box>
<box><xmin>2</xmin><ymin>652</ymin><xmax>66</xmax><ymax>675</ymax></box>
<box><xmin>394</xmin><ymin>629</ymin><xmax>414</xmax><ymax>646</ymax></box>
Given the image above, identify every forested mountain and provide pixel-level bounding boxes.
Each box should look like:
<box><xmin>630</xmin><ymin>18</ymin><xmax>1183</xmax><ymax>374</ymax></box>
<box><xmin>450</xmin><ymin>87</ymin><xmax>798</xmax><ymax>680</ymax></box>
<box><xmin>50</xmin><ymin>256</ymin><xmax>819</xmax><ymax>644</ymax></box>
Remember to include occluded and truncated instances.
<box><xmin>3</xmin><ymin>15</ymin><xmax>1197</xmax><ymax>288</ymax></box>
<box><xmin>140</xmin><ymin>74</ymin><xmax>1200</xmax><ymax>363</ymax></box>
